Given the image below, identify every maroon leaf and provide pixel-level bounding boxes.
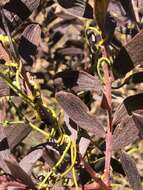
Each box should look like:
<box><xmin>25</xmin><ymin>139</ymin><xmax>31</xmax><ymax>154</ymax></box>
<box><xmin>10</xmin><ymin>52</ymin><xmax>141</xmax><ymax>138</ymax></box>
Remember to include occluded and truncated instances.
<box><xmin>0</xmin><ymin>43</ymin><xmax>11</xmax><ymax>63</ymax></box>
<box><xmin>56</xmin><ymin>91</ymin><xmax>105</xmax><ymax>138</ymax></box>
<box><xmin>64</xmin><ymin>113</ymin><xmax>78</xmax><ymax>141</ymax></box>
<box><xmin>64</xmin><ymin>113</ymin><xmax>90</xmax><ymax>156</ymax></box>
<box><xmin>0</xmin><ymin>0</ymin><xmax>40</xmax><ymax>33</ymax></box>
<box><xmin>19</xmin><ymin>24</ymin><xmax>41</xmax><ymax>64</ymax></box>
<box><xmin>0</xmin><ymin>125</ymin><xmax>11</xmax><ymax>173</ymax></box>
<box><xmin>120</xmin><ymin>151</ymin><xmax>143</xmax><ymax>190</ymax></box>
<box><xmin>55</xmin><ymin>0</ymin><xmax>93</xmax><ymax>18</ymax></box>
<box><xmin>108</xmin><ymin>0</ymin><xmax>127</xmax><ymax>23</ymax></box>
<box><xmin>113</xmin><ymin>93</ymin><xmax>143</xmax><ymax>126</ymax></box>
<box><xmin>112</xmin><ymin>93</ymin><xmax>143</xmax><ymax>150</ymax></box>
<box><xmin>19</xmin><ymin>149</ymin><xmax>43</xmax><ymax>174</ymax></box>
<box><xmin>5</xmin><ymin>124</ymin><xmax>31</xmax><ymax>150</ymax></box>
<box><xmin>132</xmin><ymin>111</ymin><xmax>143</xmax><ymax>138</ymax></box>
<box><xmin>0</xmin><ymin>79</ymin><xmax>9</xmax><ymax>97</ymax></box>
<box><xmin>57</xmin><ymin>47</ymin><xmax>83</xmax><ymax>56</ymax></box>
<box><xmin>120</xmin><ymin>0</ymin><xmax>139</xmax><ymax>22</ymax></box>
<box><xmin>5</xmin><ymin>160</ymin><xmax>35</xmax><ymax>189</ymax></box>
<box><xmin>113</xmin><ymin>30</ymin><xmax>143</xmax><ymax>78</ymax></box>
<box><xmin>54</xmin><ymin>70</ymin><xmax>102</xmax><ymax>93</ymax></box>
<box><xmin>112</xmin><ymin>117</ymin><xmax>138</xmax><ymax>151</ymax></box>
<box><xmin>112</xmin><ymin>71</ymin><xmax>143</xmax><ymax>89</ymax></box>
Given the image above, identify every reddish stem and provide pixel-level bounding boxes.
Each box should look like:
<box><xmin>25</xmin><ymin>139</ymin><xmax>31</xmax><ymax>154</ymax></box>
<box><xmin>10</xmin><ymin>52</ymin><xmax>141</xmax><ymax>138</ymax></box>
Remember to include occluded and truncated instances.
<box><xmin>79</xmin><ymin>154</ymin><xmax>110</xmax><ymax>190</ymax></box>
<box><xmin>101</xmin><ymin>46</ymin><xmax>113</xmax><ymax>187</ymax></box>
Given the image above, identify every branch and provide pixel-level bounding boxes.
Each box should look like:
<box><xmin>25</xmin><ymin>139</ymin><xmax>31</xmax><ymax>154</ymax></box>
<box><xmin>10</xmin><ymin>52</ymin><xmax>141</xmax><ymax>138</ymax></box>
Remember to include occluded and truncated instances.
<box><xmin>101</xmin><ymin>46</ymin><xmax>113</xmax><ymax>187</ymax></box>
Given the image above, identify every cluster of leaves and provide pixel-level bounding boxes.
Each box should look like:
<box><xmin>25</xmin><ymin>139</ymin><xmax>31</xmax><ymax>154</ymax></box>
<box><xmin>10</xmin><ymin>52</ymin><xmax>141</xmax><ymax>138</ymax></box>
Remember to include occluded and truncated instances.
<box><xmin>0</xmin><ymin>0</ymin><xmax>143</xmax><ymax>190</ymax></box>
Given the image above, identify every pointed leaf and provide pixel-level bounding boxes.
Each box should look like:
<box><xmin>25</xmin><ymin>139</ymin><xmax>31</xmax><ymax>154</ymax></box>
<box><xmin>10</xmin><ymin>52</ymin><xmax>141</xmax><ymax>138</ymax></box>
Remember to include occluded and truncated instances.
<box><xmin>56</xmin><ymin>91</ymin><xmax>105</xmax><ymax>138</ymax></box>
<box><xmin>120</xmin><ymin>151</ymin><xmax>143</xmax><ymax>190</ymax></box>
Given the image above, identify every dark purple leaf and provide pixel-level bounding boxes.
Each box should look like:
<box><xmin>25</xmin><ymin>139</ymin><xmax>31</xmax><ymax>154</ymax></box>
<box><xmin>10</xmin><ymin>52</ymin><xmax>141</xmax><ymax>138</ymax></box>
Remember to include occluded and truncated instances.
<box><xmin>20</xmin><ymin>149</ymin><xmax>43</xmax><ymax>174</ymax></box>
<box><xmin>113</xmin><ymin>93</ymin><xmax>143</xmax><ymax>126</ymax></box>
<box><xmin>19</xmin><ymin>24</ymin><xmax>41</xmax><ymax>64</ymax></box>
<box><xmin>120</xmin><ymin>0</ymin><xmax>138</xmax><ymax>22</ymax></box>
<box><xmin>54</xmin><ymin>70</ymin><xmax>102</xmax><ymax>93</ymax></box>
<box><xmin>0</xmin><ymin>79</ymin><xmax>9</xmax><ymax>97</ymax></box>
<box><xmin>55</xmin><ymin>0</ymin><xmax>93</xmax><ymax>18</ymax></box>
<box><xmin>111</xmin><ymin>158</ymin><xmax>125</xmax><ymax>176</ymax></box>
<box><xmin>0</xmin><ymin>0</ymin><xmax>40</xmax><ymax>34</ymax></box>
<box><xmin>57</xmin><ymin>47</ymin><xmax>83</xmax><ymax>56</ymax></box>
<box><xmin>0</xmin><ymin>125</ymin><xmax>11</xmax><ymax>173</ymax></box>
<box><xmin>113</xmin><ymin>30</ymin><xmax>143</xmax><ymax>78</ymax></box>
<box><xmin>139</xmin><ymin>0</ymin><xmax>143</xmax><ymax>16</ymax></box>
<box><xmin>113</xmin><ymin>116</ymin><xmax>138</xmax><ymax>151</ymax></box>
<box><xmin>5</xmin><ymin>160</ymin><xmax>35</xmax><ymax>189</ymax></box>
<box><xmin>0</xmin><ymin>43</ymin><xmax>10</xmax><ymax>63</ymax></box>
<box><xmin>120</xmin><ymin>151</ymin><xmax>143</xmax><ymax>190</ymax></box>
<box><xmin>5</xmin><ymin>124</ymin><xmax>31</xmax><ymax>150</ymax></box>
<box><xmin>112</xmin><ymin>71</ymin><xmax>143</xmax><ymax>89</ymax></box>
<box><xmin>64</xmin><ymin>113</ymin><xmax>90</xmax><ymax>156</ymax></box>
<box><xmin>112</xmin><ymin>94</ymin><xmax>143</xmax><ymax>150</ymax></box>
<box><xmin>42</xmin><ymin>143</ymin><xmax>60</xmax><ymax>168</ymax></box>
<box><xmin>56</xmin><ymin>91</ymin><xmax>105</xmax><ymax>138</ymax></box>
<box><xmin>132</xmin><ymin>111</ymin><xmax>143</xmax><ymax>138</ymax></box>
<box><xmin>108</xmin><ymin>0</ymin><xmax>127</xmax><ymax>23</ymax></box>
